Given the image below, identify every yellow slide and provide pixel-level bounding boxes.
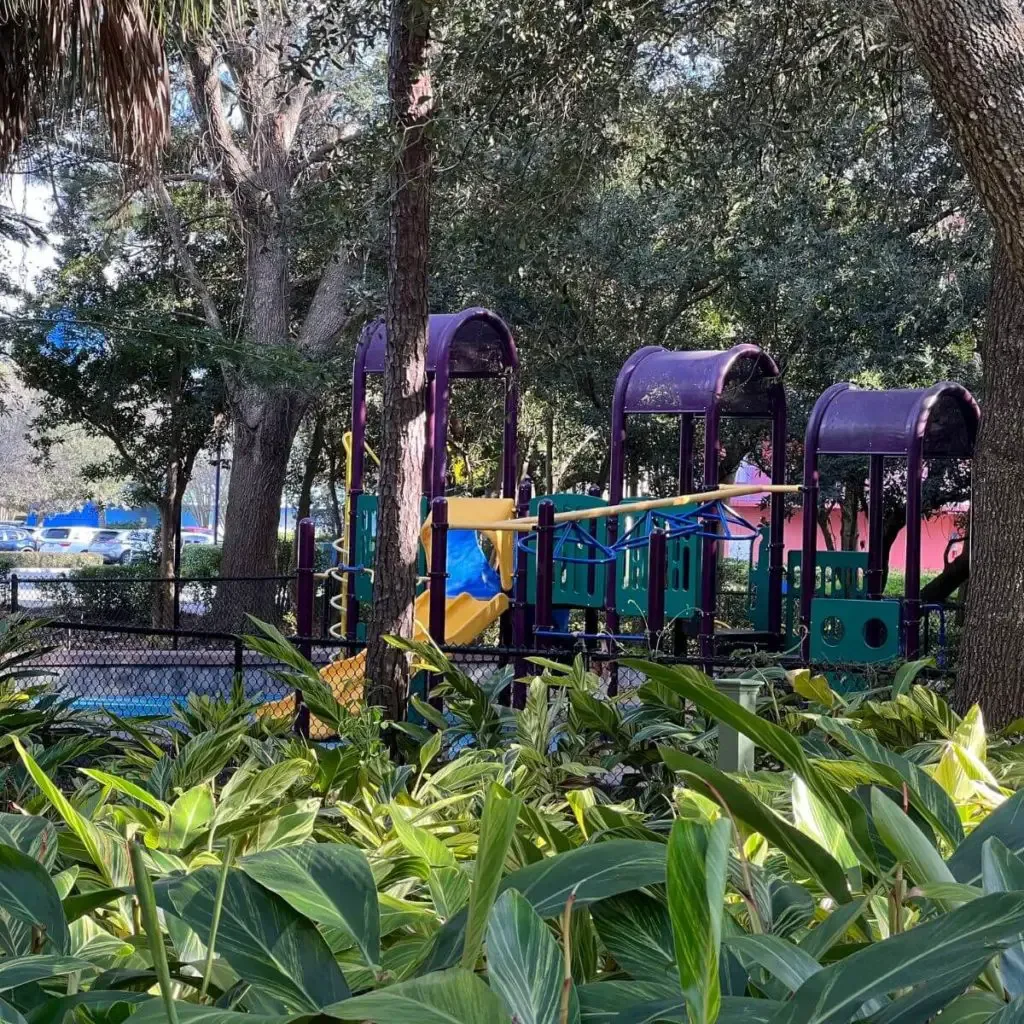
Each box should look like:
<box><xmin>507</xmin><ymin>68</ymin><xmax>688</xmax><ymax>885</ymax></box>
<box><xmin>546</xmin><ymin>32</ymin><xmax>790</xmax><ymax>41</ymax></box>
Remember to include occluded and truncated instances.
<box><xmin>261</xmin><ymin>497</ymin><xmax>514</xmax><ymax>737</ymax></box>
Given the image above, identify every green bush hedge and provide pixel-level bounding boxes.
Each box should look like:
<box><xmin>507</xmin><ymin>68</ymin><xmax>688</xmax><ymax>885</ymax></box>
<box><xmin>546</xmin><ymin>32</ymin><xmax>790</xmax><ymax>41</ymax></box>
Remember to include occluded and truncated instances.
<box><xmin>181</xmin><ymin>543</ymin><xmax>222</xmax><ymax>577</ymax></box>
<box><xmin>33</xmin><ymin>562</ymin><xmax>160</xmax><ymax>624</ymax></box>
<box><xmin>0</xmin><ymin>552</ymin><xmax>103</xmax><ymax>575</ymax></box>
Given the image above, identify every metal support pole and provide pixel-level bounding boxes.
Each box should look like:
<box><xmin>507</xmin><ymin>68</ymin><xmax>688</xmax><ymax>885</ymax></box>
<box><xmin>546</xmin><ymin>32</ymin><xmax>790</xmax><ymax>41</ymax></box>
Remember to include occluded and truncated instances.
<box><xmin>535</xmin><ymin>500</ymin><xmax>556</xmax><ymax>644</ymax></box>
<box><xmin>768</xmin><ymin>395</ymin><xmax>788</xmax><ymax>637</ymax></box>
<box><xmin>698</xmin><ymin>409</ymin><xmax>721</xmax><ymax>665</ymax></box>
<box><xmin>9</xmin><ymin>574</ymin><xmax>17</xmax><ymax>613</ymax></box>
<box><xmin>647</xmin><ymin>527</ymin><xmax>667</xmax><ymax>651</ymax></box>
<box><xmin>715</xmin><ymin>678</ymin><xmax>762</xmax><ymax>772</ymax></box>
<box><xmin>867</xmin><ymin>455</ymin><xmax>885</xmax><ymax>599</ymax></box>
<box><xmin>905</xmin><ymin>446</ymin><xmax>924</xmax><ymax>658</ymax></box>
<box><xmin>512</xmin><ymin>477</ymin><xmax>533</xmax><ymax>708</ymax></box>
<box><xmin>294</xmin><ymin>517</ymin><xmax>315</xmax><ymax>739</ymax></box>
<box><xmin>677</xmin><ymin>413</ymin><xmax>694</xmax><ymax>493</ymax></box>
<box><xmin>428</xmin><ymin>497</ymin><xmax>449</xmax><ymax>644</ymax></box>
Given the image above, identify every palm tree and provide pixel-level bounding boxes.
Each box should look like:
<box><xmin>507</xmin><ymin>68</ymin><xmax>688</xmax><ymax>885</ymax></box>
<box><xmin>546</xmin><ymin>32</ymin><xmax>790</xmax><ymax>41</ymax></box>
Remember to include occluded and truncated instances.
<box><xmin>0</xmin><ymin>0</ymin><xmax>234</xmax><ymax>174</ymax></box>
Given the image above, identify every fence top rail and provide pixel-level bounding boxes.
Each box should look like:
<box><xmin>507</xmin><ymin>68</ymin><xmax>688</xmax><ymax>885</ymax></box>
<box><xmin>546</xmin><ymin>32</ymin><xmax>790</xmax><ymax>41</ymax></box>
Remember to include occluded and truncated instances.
<box><xmin>41</xmin><ymin>619</ymin><xmax>242</xmax><ymax>642</ymax></box>
<box><xmin>9</xmin><ymin>574</ymin><xmax>295</xmax><ymax>585</ymax></box>
<box><xmin>451</xmin><ymin>484</ymin><xmax>801</xmax><ymax>532</ymax></box>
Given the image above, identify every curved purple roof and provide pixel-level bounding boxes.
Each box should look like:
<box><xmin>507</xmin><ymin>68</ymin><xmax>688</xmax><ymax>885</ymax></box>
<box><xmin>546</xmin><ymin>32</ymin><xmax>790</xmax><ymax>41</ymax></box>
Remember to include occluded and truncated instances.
<box><xmin>615</xmin><ymin>344</ymin><xmax>782</xmax><ymax>417</ymax></box>
<box><xmin>358</xmin><ymin>308</ymin><xmax>517</xmax><ymax>378</ymax></box>
<box><xmin>808</xmin><ymin>382</ymin><xmax>979</xmax><ymax>458</ymax></box>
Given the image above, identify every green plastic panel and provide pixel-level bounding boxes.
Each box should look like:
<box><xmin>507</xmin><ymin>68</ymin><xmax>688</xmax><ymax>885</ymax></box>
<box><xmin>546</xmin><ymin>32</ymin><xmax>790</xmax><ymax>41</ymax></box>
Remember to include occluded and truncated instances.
<box><xmin>526</xmin><ymin>494</ymin><xmax>608</xmax><ymax>609</ymax></box>
<box><xmin>785</xmin><ymin>550</ymin><xmax>870</xmax><ymax>643</ymax></box>
<box><xmin>809</xmin><ymin>597</ymin><xmax>901</xmax><ymax>664</ymax></box>
<box><xmin>747</xmin><ymin>525</ymin><xmax>772</xmax><ymax>632</ymax></box>
<box><xmin>350</xmin><ymin>494</ymin><xmax>428</xmax><ymax>603</ymax></box>
<box><xmin>614</xmin><ymin>501</ymin><xmax>701</xmax><ymax>621</ymax></box>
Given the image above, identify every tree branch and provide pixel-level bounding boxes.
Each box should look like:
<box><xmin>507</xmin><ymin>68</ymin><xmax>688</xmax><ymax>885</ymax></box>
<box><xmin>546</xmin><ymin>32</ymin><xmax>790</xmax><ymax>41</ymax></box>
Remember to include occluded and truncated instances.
<box><xmin>151</xmin><ymin>177</ymin><xmax>224</xmax><ymax>337</ymax></box>
<box><xmin>297</xmin><ymin>240</ymin><xmax>355</xmax><ymax>356</ymax></box>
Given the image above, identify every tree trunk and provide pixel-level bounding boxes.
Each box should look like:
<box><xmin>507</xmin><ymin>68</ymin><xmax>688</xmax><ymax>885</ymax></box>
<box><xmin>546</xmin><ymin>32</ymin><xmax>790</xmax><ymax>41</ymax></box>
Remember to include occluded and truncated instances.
<box><xmin>364</xmin><ymin>0</ymin><xmax>434</xmax><ymax>720</ymax></box>
<box><xmin>217</xmin><ymin>389</ymin><xmax>304</xmax><ymax>624</ymax></box>
<box><xmin>956</xmin><ymin>246</ymin><xmax>1024</xmax><ymax>719</ymax></box>
<box><xmin>894</xmin><ymin>0</ymin><xmax>1024</xmax><ymax>722</ymax></box>
<box><xmin>817</xmin><ymin>504</ymin><xmax>836</xmax><ymax>552</ymax></box>
<box><xmin>840</xmin><ymin>476</ymin><xmax>861</xmax><ymax>551</ymax></box>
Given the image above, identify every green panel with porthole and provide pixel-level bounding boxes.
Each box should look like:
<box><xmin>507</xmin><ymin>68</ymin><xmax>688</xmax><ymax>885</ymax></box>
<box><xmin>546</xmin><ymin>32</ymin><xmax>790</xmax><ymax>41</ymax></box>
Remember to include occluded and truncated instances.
<box><xmin>809</xmin><ymin>597</ymin><xmax>901</xmax><ymax>664</ymax></box>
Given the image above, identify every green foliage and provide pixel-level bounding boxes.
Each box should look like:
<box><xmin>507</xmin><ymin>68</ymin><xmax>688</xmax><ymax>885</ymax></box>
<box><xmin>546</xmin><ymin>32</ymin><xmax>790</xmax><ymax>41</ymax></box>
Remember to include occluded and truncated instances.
<box><xmin>0</xmin><ymin>553</ymin><xmax>103</xmax><ymax>573</ymax></box>
<box><xmin>181</xmin><ymin>544</ymin><xmax>222</xmax><ymax>578</ymax></box>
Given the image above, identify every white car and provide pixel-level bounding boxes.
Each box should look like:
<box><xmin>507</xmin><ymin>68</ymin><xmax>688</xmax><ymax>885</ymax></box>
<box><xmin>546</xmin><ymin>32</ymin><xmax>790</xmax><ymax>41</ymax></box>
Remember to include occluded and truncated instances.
<box><xmin>37</xmin><ymin>526</ymin><xmax>100</xmax><ymax>554</ymax></box>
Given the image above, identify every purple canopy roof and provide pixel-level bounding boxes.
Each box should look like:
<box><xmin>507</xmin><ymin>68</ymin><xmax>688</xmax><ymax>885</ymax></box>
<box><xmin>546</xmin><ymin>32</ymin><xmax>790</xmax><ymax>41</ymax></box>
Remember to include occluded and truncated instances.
<box><xmin>358</xmin><ymin>308</ymin><xmax>517</xmax><ymax>378</ymax></box>
<box><xmin>808</xmin><ymin>382</ymin><xmax>979</xmax><ymax>458</ymax></box>
<box><xmin>615</xmin><ymin>344</ymin><xmax>781</xmax><ymax>417</ymax></box>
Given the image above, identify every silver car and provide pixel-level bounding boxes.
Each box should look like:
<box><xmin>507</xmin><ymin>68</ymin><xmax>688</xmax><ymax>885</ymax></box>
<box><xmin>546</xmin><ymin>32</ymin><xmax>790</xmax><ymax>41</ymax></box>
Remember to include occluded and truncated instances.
<box><xmin>86</xmin><ymin>528</ymin><xmax>156</xmax><ymax>564</ymax></box>
<box><xmin>37</xmin><ymin>526</ymin><xmax>100</xmax><ymax>554</ymax></box>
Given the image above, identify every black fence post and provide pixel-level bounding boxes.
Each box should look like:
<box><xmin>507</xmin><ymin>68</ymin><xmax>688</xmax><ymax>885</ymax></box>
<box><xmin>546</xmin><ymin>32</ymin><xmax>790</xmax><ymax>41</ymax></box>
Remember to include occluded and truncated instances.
<box><xmin>234</xmin><ymin>635</ymin><xmax>244</xmax><ymax>678</ymax></box>
<box><xmin>294</xmin><ymin>518</ymin><xmax>315</xmax><ymax>739</ymax></box>
<box><xmin>9</xmin><ymin>574</ymin><xmax>17</xmax><ymax>613</ymax></box>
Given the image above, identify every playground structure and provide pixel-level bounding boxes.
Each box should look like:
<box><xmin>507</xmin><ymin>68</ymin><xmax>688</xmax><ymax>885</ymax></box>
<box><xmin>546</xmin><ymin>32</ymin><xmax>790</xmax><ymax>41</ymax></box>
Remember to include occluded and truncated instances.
<box><xmin>286</xmin><ymin>306</ymin><xmax>980</xmax><ymax>716</ymax></box>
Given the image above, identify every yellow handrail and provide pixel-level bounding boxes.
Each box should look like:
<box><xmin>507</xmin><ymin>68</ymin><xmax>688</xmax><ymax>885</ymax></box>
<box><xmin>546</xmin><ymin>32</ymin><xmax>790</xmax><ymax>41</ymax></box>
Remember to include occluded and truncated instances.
<box><xmin>337</xmin><ymin>431</ymin><xmax>382</xmax><ymax>628</ymax></box>
<box><xmin>446</xmin><ymin>483</ymin><xmax>800</xmax><ymax>533</ymax></box>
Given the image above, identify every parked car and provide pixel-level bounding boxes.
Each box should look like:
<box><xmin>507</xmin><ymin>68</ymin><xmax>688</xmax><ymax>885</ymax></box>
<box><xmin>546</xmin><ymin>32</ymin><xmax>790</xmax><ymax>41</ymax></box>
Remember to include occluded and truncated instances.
<box><xmin>181</xmin><ymin>532</ymin><xmax>214</xmax><ymax>547</ymax></box>
<box><xmin>85</xmin><ymin>529</ymin><xmax>131</xmax><ymax>564</ymax></box>
<box><xmin>37</xmin><ymin>526</ymin><xmax>100</xmax><ymax>555</ymax></box>
<box><xmin>85</xmin><ymin>528</ymin><xmax>157</xmax><ymax>564</ymax></box>
<box><xmin>0</xmin><ymin>527</ymin><xmax>36</xmax><ymax>552</ymax></box>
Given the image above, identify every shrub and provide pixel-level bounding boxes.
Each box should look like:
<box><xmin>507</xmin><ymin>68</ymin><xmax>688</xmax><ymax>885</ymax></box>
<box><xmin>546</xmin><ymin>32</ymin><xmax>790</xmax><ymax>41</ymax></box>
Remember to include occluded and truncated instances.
<box><xmin>34</xmin><ymin>562</ymin><xmax>159</xmax><ymax>624</ymax></box>
<box><xmin>181</xmin><ymin>543</ymin><xmax>222</xmax><ymax>577</ymax></box>
<box><xmin>0</xmin><ymin>551</ymin><xmax>103</xmax><ymax>573</ymax></box>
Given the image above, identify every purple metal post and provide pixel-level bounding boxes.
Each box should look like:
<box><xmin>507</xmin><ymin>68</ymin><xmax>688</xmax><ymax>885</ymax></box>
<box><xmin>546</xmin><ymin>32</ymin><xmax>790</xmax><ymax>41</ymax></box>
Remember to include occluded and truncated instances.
<box><xmin>503</xmin><ymin>374</ymin><xmax>519</xmax><ymax>499</ymax></box>
<box><xmin>698</xmin><ymin>407</ymin><xmax>721</xmax><ymax>663</ymax></box>
<box><xmin>867</xmin><ymin>455</ymin><xmax>884</xmax><ymax>598</ymax></box>
<box><xmin>534</xmin><ymin>500</ymin><xmax>555</xmax><ymax>644</ymax></box>
<box><xmin>428</xmin><ymin>496</ymin><xmax>449</xmax><ymax>644</ymax></box>
<box><xmin>431</xmin><ymin>357</ymin><xmax>451</xmax><ymax>501</ymax></box>
<box><xmin>904</xmin><ymin>443</ymin><xmax>923</xmax><ymax>658</ymax></box>
<box><xmin>294</xmin><ymin>517</ymin><xmax>316</xmax><ymax>738</ymax></box>
<box><xmin>800</xmin><ymin>385</ymin><xmax>849</xmax><ymax>661</ymax></box>
<box><xmin>422</xmin><ymin>377</ymin><xmax>435</xmax><ymax>497</ymax></box>
<box><xmin>677</xmin><ymin>413</ymin><xmax>694</xmax><ymax>492</ymax></box>
<box><xmin>647</xmin><ymin>527</ymin><xmax>667</xmax><ymax>650</ymax></box>
<box><xmin>768</xmin><ymin>392</ymin><xmax>787</xmax><ymax>636</ymax></box>
<box><xmin>512</xmin><ymin>476</ymin><xmax>533</xmax><ymax>708</ymax></box>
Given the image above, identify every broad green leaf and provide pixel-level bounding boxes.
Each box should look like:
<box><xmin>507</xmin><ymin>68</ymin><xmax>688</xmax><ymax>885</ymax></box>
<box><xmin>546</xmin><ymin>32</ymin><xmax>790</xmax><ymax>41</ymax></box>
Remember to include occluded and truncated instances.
<box><xmin>216</xmin><ymin>759</ymin><xmax>311</xmax><ymax>824</ymax></box>
<box><xmin>981</xmin><ymin>838</ymin><xmax>1024</xmax><ymax>998</ymax></box>
<box><xmin>770</xmin><ymin>892</ymin><xmax>1024</xmax><ymax>1024</ymax></box>
<box><xmin>324</xmin><ymin>967</ymin><xmax>511</xmax><ymax>1023</ymax></box>
<box><xmin>874</xmin><ymin>965</ymin><xmax>1001</xmax><ymax>1024</ymax></box>
<box><xmin>0</xmin><ymin>996</ymin><xmax>26</xmax><ymax>1024</ymax></box>
<box><xmin>798</xmin><ymin>898</ymin><xmax>867</xmax><ymax>960</ymax></box>
<box><xmin>927</xmin><ymin>992</ymin><xmax>1006</xmax><ymax>1022</ymax></box>
<box><xmin>159</xmin><ymin>865</ymin><xmax>350</xmax><ymax>1011</ymax></box>
<box><xmin>62</xmin><ymin>886</ymin><xmax>125</xmax><ymax>923</ymax></box>
<box><xmin>591</xmin><ymin>892</ymin><xmax>675</xmax><ymax>982</ymax></box>
<box><xmin>792</xmin><ymin>777</ymin><xmax>857</xmax><ymax>868</ymax></box>
<box><xmin>988</xmin><ymin>997</ymin><xmax>1024</xmax><ymax>1023</ymax></box>
<box><xmin>949</xmin><ymin>789</ymin><xmax>1024</xmax><ymax>885</ymax></box>
<box><xmin>953</xmin><ymin>705</ymin><xmax>987</xmax><ymax>761</ymax></box>
<box><xmin>660</xmin><ymin>747</ymin><xmax>850</xmax><ymax>904</ymax></box>
<box><xmin>668</xmin><ymin>818</ymin><xmax>729</xmax><ymax>1024</ymax></box>
<box><xmin>789</xmin><ymin>669</ymin><xmax>835</xmax><ymax>707</ymax></box>
<box><xmin>21</xmin><ymin>990</ymin><xmax>150</xmax><ymax>1024</ymax></box>
<box><xmin>79</xmin><ymin>769</ymin><xmax>168</xmax><ymax>817</ymax></box>
<box><xmin>817</xmin><ymin>719</ymin><xmax>964</xmax><ymax>847</ymax></box>
<box><xmin>52</xmin><ymin>867</ymin><xmax>78</xmax><ymax>900</ymax></box>
<box><xmin>0</xmin><ymin>813</ymin><xmax>57</xmax><ymax>868</ymax></box>
<box><xmin>0</xmin><ymin>844</ymin><xmax>69</xmax><ymax>954</ymax></box>
<box><xmin>577</xmin><ymin>982</ymin><xmax>781</xmax><ymax>1023</ymax></box>
<box><xmin>150</xmin><ymin>785</ymin><xmax>214</xmax><ymax>851</ymax></box>
<box><xmin>891</xmin><ymin>658</ymin><xmax>936</xmax><ymax>697</ymax></box>
<box><xmin>0</xmin><ymin>954</ymin><xmax>93</xmax><ymax>990</ymax></box>
<box><xmin>725</xmin><ymin>934</ymin><xmax>821</xmax><ymax>995</ymax></box>
<box><xmin>249</xmin><ymin>799</ymin><xmax>319</xmax><ymax>852</ymax></box>
<box><xmin>421</xmin><ymin>840</ymin><xmax>668</xmax><ymax>973</ymax></box>
<box><xmin>11</xmin><ymin>737</ymin><xmax>129</xmax><ymax>887</ymax></box>
<box><xmin>240</xmin><ymin>844</ymin><xmax>380</xmax><ymax>968</ymax></box>
<box><xmin>486</xmin><ymin>889</ymin><xmax>579</xmax><ymax>1024</ymax></box>
<box><xmin>390</xmin><ymin>804</ymin><xmax>470</xmax><ymax>920</ymax></box>
<box><xmin>908</xmin><ymin>882</ymin><xmax>982</xmax><ymax>907</ymax></box>
<box><xmin>129</xmin><ymin>1005</ymin><xmax>290</xmax><ymax>1024</ymax></box>
<box><xmin>870</xmin><ymin>788</ymin><xmax>955</xmax><ymax>897</ymax></box>
<box><xmin>462</xmin><ymin>783</ymin><xmax>521</xmax><ymax>969</ymax></box>
<box><xmin>170</xmin><ymin>729</ymin><xmax>244</xmax><ymax>792</ymax></box>
<box><xmin>631</xmin><ymin>661</ymin><xmax>875</xmax><ymax>869</ymax></box>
